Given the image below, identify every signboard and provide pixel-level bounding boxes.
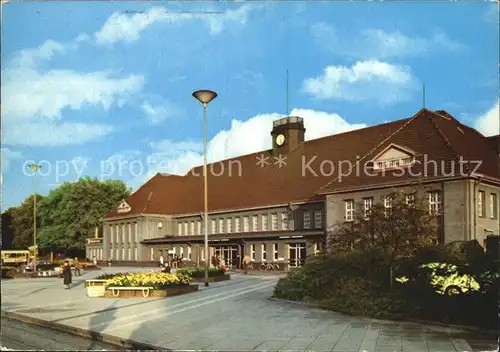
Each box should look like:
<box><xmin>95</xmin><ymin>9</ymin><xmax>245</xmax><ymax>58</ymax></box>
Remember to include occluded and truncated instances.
<box><xmin>87</xmin><ymin>238</ymin><xmax>103</xmax><ymax>245</ymax></box>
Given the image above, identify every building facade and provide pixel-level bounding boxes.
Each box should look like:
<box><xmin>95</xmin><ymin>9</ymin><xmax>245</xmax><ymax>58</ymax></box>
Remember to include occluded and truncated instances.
<box><xmin>92</xmin><ymin>109</ymin><xmax>500</xmax><ymax>268</ymax></box>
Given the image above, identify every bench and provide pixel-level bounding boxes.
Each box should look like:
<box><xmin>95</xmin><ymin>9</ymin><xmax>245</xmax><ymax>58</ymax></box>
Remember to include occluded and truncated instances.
<box><xmin>108</xmin><ymin>286</ymin><xmax>154</xmax><ymax>297</ymax></box>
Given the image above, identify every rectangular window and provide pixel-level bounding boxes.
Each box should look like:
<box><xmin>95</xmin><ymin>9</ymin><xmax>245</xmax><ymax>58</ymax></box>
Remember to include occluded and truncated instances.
<box><xmin>183</xmin><ymin>222</ymin><xmax>188</xmax><ymax>235</ymax></box>
<box><xmin>261</xmin><ymin>244</ymin><xmax>267</xmax><ymax>261</ymax></box>
<box><xmin>273</xmin><ymin>243</ymin><xmax>278</xmax><ymax>261</ymax></box>
<box><xmin>303</xmin><ymin>211</ymin><xmax>311</xmax><ymax>228</ymax></box>
<box><xmin>110</xmin><ymin>226</ymin><xmax>114</xmax><ymax>244</ymax></box>
<box><xmin>428</xmin><ymin>191</ymin><xmax>441</xmax><ymax>215</ymax></box>
<box><xmin>122</xmin><ymin>224</ymin><xmax>125</xmax><ymax>243</ymax></box>
<box><xmin>314</xmin><ymin>243</ymin><xmax>321</xmax><ymax>256</ymax></box>
<box><xmin>490</xmin><ymin>193</ymin><xmax>498</xmax><ymax>219</ymax></box>
<box><xmin>219</xmin><ymin>219</ymin><xmax>224</xmax><ymax>233</ymax></box>
<box><xmin>134</xmin><ymin>223</ymin><xmax>138</xmax><ymax>242</ymax></box>
<box><xmin>127</xmin><ymin>248</ymin><xmax>131</xmax><ymax>261</ymax></box>
<box><xmin>345</xmin><ymin>200</ymin><xmax>354</xmax><ymax>221</ymax></box>
<box><xmin>250</xmin><ymin>244</ymin><xmax>256</xmax><ymax>261</ymax></box>
<box><xmin>188</xmin><ymin>246</ymin><xmax>192</xmax><ymax>260</ymax></box>
<box><xmin>271</xmin><ymin>213</ymin><xmax>278</xmax><ymax>231</ymax></box>
<box><xmin>211</xmin><ymin>219</ymin><xmax>217</xmax><ymax>234</ymax></box>
<box><xmin>405</xmin><ymin>194</ymin><xmax>415</xmax><ymax>206</ymax></box>
<box><xmin>121</xmin><ymin>248</ymin><xmax>125</xmax><ymax>261</ymax></box>
<box><xmin>262</xmin><ymin>215</ymin><xmax>268</xmax><ymax>231</ymax></box>
<box><xmin>190</xmin><ymin>221</ymin><xmax>195</xmax><ymax>235</ymax></box>
<box><xmin>134</xmin><ymin>247</ymin><xmax>137</xmax><ymax>261</ymax></box>
<box><xmin>197</xmin><ymin>221</ymin><xmax>201</xmax><ymax>235</ymax></box>
<box><xmin>227</xmin><ymin>218</ymin><xmax>233</xmax><ymax>233</ymax></box>
<box><xmin>478</xmin><ymin>191</ymin><xmax>486</xmax><ymax>217</ymax></box>
<box><xmin>179</xmin><ymin>246</ymin><xmax>184</xmax><ymax>257</ymax></box>
<box><xmin>314</xmin><ymin>211</ymin><xmax>322</xmax><ymax>228</ymax></box>
<box><xmin>281</xmin><ymin>212</ymin><xmax>288</xmax><ymax>230</ymax></box>
<box><xmin>115</xmin><ymin>225</ymin><xmax>119</xmax><ymax>243</ymax></box>
<box><xmin>252</xmin><ymin>215</ymin><xmax>258</xmax><ymax>231</ymax></box>
<box><xmin>384</xmin><ymin>196</ymin><xmax>392</xmax><ymax>217</ymax></box>
<box><xmin>235</xmin><ymin>217</ymin><xmax>241</xmax><ymax>232</ymax></box>
<box><xmin>243</xmin><ymin>216</ymin><xmax>250</xmax><ymax>232</ymax></box>
<box><xmin>201</xmin><ymin>248</ymin><xmax>205</xmax><ymax>261</ymax></box>
<box><xmin>363</xmin><ymin>197</ymin><xmax>373</xmax><ymax>220</ymax></box>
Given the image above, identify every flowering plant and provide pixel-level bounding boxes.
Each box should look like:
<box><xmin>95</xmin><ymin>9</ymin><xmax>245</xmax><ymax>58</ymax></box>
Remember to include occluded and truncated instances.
<box><xmin>104</xmin><ymin>272</ymin><xmax>192</xmax><ymax>289</ymax></box>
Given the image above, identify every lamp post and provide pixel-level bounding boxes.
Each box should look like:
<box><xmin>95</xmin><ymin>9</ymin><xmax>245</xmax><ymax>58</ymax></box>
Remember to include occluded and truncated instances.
<box><xmin>192</xmin><ymin>89</ymin><xmax>217</xmax><ymax>287</ymax></box>
<box><xmin>27</xmin><ymin>164</ymin><xmax>41</xmax><ymax>272</ymax></box>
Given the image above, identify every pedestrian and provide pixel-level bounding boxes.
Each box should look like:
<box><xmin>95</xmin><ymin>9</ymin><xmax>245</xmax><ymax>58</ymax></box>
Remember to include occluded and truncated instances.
<box><xmin>74</xmin><ymin>257</ymin><xmax>81</xmax><ymax>276</ymax></box>
<box><xmin>93</xmin><ymin>256</ymin><xmax>97</xmax><ymax>266</ymax></box>
<box><xmin>159</xmin><ymin>254</ymin><xmax>164</xmax><ymax>268</ymax></box>
<box><xmin>62</xmin><ymin>260</ymin><xmax>72</xmax><ymax>289</ymax></box>
<box><xmin>108</xmin><ymin>257</ymin><xmax>112</xmax><ymax>267</ymax></box>
<box><xmin>242</xmin><ymin>254</ymin><xmax>251</xmax><ymax>274</ymax></box>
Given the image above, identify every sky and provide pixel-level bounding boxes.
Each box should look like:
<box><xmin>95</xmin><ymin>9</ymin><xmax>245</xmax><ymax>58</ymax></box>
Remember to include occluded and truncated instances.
<box><xmin>1</xmin><ymin>1</ymin><xmax>499</xmax><ymax>210</ymax></box>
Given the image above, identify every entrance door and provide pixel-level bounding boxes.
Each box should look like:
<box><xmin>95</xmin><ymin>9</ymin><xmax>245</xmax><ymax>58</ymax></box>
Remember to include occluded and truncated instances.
<box><xmin>288</xmin><ymin>243</ymin><xmax>306</xmax><ymax>268</ymax></box>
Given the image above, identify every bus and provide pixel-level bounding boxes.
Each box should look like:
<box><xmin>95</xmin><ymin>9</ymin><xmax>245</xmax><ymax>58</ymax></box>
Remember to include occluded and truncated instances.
<box><xmin>1</xmin><ymin>250</ymin><xmax>31</xmax><ymax>267</ymax></box>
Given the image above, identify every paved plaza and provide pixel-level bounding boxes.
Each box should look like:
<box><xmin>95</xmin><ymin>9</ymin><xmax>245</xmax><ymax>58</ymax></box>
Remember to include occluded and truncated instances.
<box><xmin>1</xmin><ymin>268</ymin><xmax>497</xmax><ymax>351</ymax></box>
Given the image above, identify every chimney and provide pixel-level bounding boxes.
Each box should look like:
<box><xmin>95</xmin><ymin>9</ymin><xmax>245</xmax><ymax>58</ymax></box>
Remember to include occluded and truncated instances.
<box><xmin>270</xmin><ymin>116</ymin><xmax>306</xmax><ymax>154</ymax></box>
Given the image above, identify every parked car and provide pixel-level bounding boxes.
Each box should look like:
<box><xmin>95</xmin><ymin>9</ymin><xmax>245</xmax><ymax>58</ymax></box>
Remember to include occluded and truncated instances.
<box><xmin>395</xmin><ymin>262</ymin><xmax>481</xmax><ymax>296</ymax></box>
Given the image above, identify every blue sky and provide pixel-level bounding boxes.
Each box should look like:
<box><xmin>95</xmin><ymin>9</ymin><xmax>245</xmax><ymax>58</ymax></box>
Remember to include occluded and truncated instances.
<box><xmin>2</xmin><ymin>1</ymin><xmax>498</xmax><ymax>210</ymax></box>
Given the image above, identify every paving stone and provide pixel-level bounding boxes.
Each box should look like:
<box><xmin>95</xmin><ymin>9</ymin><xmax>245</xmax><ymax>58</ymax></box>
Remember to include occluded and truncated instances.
<box><xmin>280</xmin><ymin>337</ymin><xmax>316</xmax><ymax>350</ymax></box>
<box><xmin>306</xmin><ymin>335</ymin><xmax>339</xmax><ymax>351</ymax></box>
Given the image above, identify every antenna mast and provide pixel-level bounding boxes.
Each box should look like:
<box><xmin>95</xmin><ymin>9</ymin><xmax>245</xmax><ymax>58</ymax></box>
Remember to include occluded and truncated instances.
<box><xmin>286</xmin><ymin>69</ymin><xmax>289</xmax><ymax>116</ymax></box>
<box><xmin>423</xmin><ymin>83</ymin><xmax>426</xmax><ymax>109</ymax></box>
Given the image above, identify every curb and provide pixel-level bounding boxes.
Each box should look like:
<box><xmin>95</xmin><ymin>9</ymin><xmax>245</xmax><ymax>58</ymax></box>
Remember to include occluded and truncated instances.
<box><xmin>1</xmin><ymin>311</ymin><xmax>168</xmax><ymax>350</ymax></box>
<box><xmin>267</xmin><ymin>297</ymin><xmax>497</xmax><ymax>335</ymax></box>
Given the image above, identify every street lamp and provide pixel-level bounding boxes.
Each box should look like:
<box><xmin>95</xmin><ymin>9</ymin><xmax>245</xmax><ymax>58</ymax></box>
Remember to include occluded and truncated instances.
<box><xmin>192</xmin><ymin>89</ymin><xmax>217</xmax><ymax>287</ymax></box>
<box><xmin>27</xmin><ymin>164</ymin><xmax>41</xmax><ymax>272</ymax></box>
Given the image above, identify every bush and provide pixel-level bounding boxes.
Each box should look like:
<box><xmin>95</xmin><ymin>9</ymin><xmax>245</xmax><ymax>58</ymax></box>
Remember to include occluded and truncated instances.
<box><xmin>177</xmin><ymin>267</ymin><xmax>225</xmax><ymax>279</ymax></box>
<box><xmin>274</xmin><ymin>248</ymin><xmax>497</xmax><ymax>329</ymax></box>
<box><xmin>95</xmin><ymin>272</ymin><xmax>127</xmax><ymax>280</ymax></box>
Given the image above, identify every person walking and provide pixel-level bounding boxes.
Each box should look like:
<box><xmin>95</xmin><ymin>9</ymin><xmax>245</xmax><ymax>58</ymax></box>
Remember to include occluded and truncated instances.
<box><xmin>74</xmin><ymin>257</ymin><xmax>81</xmax><ymax>276</ymax></box>
<box><xmin>242</xmin><ymin>254</ymin><xmax>251</xmax><ymax>274</ymax></box>
<box><xmin>93</xmin><ymin>256</ymin><xmax>97</xmax><ymax>266</ymax></box>
<box><xmin>62</xmin><ymin>260</ymin><xmax>72</xmax><ymax>289</ymax></box>
<box><xmin>159</xmin><ymin>254</ymin><xmax>164</xmax><ymax>268</ymax></box>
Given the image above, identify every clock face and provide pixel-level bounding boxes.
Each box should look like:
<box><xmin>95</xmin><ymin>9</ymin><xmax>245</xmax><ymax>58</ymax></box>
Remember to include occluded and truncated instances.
<box><xmin>276</xmin><ymin>134</ymin><xmax>285</xmax><ymax>146</ymax></box>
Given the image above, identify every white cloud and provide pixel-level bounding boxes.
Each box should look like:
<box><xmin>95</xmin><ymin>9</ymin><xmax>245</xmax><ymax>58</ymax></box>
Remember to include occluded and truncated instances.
<box><xmin>3</xmin><ymin>68</ymin><xmax>144</xmax><ymax>122</ymax></box>
<box><xmin>475</xmin><ymin>100</ymin><xmax>499</xmax><ymax>137</ymax></box>
<box><xmin>2</xmin><ymin>38</ymin><xmax>145</xmax><ymax>147</ymax></box>
<box><xmin>311</xmin><ymin>23</ymin><xmax>464</xmax><ymax>59</ymax></box>
<box><xmin>141</xmin><ymin>100</ymin><xmax>180</xmax><ymax>124</ymax></box>
<box><xmin>95</xmin><ymin>4</ymin><xmax>265</xmax><ymax>45</ymax></box>
<box><xmin>3</xmin><ymin>121</ymin><xmax>113</xmax><ymax>147</ymax></box>
<box><xmin>141</xmin><ymin>108</ymin><xmax>366</xmax><ymax>177</ymax></box>
<box><xmin>302</xmin><ymin>60</ymin><xmax>417</xmax><ymax>104</ymax></box>
<box><xmin>1</xmin><ymin>148</ymin><xmax>24</xmax><ymax>172</ymax></box>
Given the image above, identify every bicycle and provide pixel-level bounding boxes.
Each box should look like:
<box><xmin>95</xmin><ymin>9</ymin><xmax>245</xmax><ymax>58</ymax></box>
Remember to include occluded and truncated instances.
<box><xmin>259</xmin><ymin>262</ymin><xmax>279</xmax><ymax>271</ymax></box>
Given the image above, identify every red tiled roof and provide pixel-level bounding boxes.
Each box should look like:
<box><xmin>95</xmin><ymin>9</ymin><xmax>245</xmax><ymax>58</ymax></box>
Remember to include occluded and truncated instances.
<box><xmin>104</xmin><ymin>109</ymin><xmax>499</xmax><ymax>219</ymax></box>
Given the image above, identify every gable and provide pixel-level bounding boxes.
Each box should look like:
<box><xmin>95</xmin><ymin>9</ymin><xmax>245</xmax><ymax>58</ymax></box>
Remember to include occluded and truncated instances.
<box><xmin>371</xmin><ymin>144</ymin><xmax>416</xmax><ymax>170</ymax></box>
<box><xmin>117</xmin><ymin>200</ymin><xmax>131</xmax><ymax>213</ymax></box>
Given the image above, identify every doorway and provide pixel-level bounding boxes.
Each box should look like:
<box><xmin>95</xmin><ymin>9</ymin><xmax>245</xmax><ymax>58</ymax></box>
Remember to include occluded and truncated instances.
<box><xmin>288</xmin><ymin>243</ymin><xmax>306</xmax><ymax>268</ymax></box>
<box><xmin>213</xmin><ymin>245</ymin><xmax>239</xmax><ymax>269</ymax></box>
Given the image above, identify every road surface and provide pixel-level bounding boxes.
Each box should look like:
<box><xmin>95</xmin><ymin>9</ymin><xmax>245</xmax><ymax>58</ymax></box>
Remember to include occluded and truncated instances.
<box><xmin>1</xmin><ymin>318</ymin><xmax>125</xmax><ymax>351</ymax></box>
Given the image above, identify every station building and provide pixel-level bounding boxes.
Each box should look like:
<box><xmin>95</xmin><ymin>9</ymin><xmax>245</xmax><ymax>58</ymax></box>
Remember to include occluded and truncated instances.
<box><xmin>86</xmin><ymin>109</ymin><xmax>500</xmax><ymax>268</ymax></box>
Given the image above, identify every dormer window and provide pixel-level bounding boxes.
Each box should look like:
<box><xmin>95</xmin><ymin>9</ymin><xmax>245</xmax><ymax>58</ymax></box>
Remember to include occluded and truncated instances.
<box><xmin>371</xmin><ymin>144</ymin><xmax>417</xmax><ymax>170</ymax></box>
<box><xmin>117</xmin><ymin>201</ymin><xmax>131</xmax><ymax>213</ymax></box>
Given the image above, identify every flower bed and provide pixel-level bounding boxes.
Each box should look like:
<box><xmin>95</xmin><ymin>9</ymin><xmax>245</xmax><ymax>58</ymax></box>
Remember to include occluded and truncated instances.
<box><xmin>177</xmin><ymin>267</ymin><xmax>230</xmax><ymax>282</ymax></box>
<box><xmin>88</xmin><ymin>272</ymin><xmax>198</xmax><ymax>298</ymax></box>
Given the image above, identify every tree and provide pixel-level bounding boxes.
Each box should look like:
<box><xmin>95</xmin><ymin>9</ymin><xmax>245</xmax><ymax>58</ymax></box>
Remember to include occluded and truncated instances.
<box><xmin>1</xmin><ymin>209</ymin><xmax>15</xmax><ymax>249</ymax></box>
<box><xmin>38</xmin><ymin>177</ymin><xmax>130</xmax><ymax>251</ymax></box>
<box><xmin>5</xmin><ymin>195</ymin><xmax>44</xmax><ymax>249</ymax></box>
<box><xmin>328</xmin><ymin>189</ymin><xmax>440</xmax><ymax>267</ymax></box>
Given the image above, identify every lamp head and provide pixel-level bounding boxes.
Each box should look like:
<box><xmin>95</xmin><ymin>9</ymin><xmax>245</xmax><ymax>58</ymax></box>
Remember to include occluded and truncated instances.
<box><xmin>192</xmin><ymin>90</ymin><xmax>217</xmax><ymax>106</ymax></box>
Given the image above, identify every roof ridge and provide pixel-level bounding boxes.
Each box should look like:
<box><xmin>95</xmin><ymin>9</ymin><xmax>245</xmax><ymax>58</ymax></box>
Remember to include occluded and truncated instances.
<box><xmin>427</xmin><ymin>110</ymin><xmax>471</xmax><ymax>175</ymax></box>
<box><xmin>315</xmin><ymin>109</ymin><xmax>427</xmax><ymax>195</ymax></box>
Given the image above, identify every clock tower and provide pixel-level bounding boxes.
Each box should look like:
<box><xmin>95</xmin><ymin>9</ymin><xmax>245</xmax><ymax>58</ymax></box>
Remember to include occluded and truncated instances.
<box><xmin>271</xmin><ymin>116</ymin><xmax>306</xmax><ymax>154</ymax></box>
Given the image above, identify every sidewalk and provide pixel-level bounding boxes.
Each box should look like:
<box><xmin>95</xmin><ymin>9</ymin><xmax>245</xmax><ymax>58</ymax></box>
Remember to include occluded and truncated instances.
<box><xmin>1</xmin><ymin>271</ymin><xmax>497</xmax><ymax>351</ymax></box>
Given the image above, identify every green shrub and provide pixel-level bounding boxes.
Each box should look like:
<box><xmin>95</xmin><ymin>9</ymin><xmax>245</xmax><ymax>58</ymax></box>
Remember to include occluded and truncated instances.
<box><xmin>95</xmin><ymin>272</ymin><xmax>129</xmax><ymax>280</ymax></box>
<box><xmin>177</xmin><ymin>267</ymin><xmax>225</xmax><ymax>279</ymax></box>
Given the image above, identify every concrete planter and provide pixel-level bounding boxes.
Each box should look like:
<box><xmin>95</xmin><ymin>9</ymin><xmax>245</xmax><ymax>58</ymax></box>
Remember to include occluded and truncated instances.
<box><xmin>103</xmin><ymin>284</ymin><xmax>199</xmax><ymax>298</ymax></box>
<box><xmin>85</xmin><ymin>279</ymin><xmax>108</xmax><ymax>288</ymax></box>
<box><xmin>191</xmin><ymin>274</ymin><xmax>230</xmax><ymax>283</ymax></box>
